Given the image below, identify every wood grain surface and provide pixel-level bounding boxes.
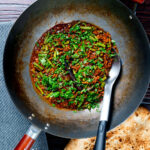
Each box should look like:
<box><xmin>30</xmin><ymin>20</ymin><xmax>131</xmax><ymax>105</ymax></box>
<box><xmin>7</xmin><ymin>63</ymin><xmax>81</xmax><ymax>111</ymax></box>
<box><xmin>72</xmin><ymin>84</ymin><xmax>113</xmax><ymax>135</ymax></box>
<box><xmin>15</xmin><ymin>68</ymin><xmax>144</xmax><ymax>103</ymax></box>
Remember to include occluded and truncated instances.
<box><xmin>0</xmin><ymin>0</ymin><xmax>36</xmax><ymax>22</ymax></box>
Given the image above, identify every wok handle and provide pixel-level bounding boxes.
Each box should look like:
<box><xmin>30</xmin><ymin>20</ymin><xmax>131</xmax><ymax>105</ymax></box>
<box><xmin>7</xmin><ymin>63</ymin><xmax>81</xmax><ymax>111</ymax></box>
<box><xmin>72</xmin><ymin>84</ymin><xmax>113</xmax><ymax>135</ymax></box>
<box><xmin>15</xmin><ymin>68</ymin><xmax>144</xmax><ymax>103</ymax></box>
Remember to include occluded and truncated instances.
<box><xmin>131</xmin><ymin>0</ymin><xmax>145</xmax><ymax>4</ymax></box>
<box><xmin>14</xmin><ymin>125</ymin><xmax>41</xmax><ymax>150</ymax></box>
<box><xmin>94</xmin><ymin>121</ymin><xmax>107</xmax><ymax>150</ymax></box>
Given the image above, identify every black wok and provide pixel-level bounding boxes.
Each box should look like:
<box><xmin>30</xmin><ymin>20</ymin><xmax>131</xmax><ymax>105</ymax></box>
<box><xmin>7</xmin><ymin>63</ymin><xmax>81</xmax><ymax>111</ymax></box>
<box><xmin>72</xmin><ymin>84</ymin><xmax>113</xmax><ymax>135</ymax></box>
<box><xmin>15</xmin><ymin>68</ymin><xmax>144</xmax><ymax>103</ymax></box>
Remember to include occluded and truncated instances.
<box><xmin>3</xmin><ymin>0</ymin><xmax>150</xmax><ymax>149</ymax></box>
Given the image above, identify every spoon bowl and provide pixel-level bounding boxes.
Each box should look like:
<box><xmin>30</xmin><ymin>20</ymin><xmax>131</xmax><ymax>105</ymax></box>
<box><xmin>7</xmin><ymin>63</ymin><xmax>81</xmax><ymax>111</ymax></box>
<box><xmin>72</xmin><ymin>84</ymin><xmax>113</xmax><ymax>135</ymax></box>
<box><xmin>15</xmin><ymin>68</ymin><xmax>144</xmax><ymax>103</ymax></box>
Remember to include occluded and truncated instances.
<box><xmin>107</xmin><ymin>56</ymin><xmax>121</xmax><ymax>83</ymax></box>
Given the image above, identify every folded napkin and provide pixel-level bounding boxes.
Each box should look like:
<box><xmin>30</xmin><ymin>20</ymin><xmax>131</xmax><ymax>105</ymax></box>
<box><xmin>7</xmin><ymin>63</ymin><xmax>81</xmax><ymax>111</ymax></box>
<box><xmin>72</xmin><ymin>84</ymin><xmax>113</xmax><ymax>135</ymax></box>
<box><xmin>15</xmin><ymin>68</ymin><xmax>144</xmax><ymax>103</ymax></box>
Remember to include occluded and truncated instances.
<box><xmin>0</xmin><ymin>22</ymin><xmax>49</xmax><ymax>150</ymax></box>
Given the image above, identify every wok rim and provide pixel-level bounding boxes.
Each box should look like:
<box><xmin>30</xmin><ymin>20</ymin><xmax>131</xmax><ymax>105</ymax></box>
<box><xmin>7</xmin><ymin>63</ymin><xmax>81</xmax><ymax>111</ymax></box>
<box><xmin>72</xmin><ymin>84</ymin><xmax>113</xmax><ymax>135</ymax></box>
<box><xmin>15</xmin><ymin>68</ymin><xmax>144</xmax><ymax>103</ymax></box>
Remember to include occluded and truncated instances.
<box><xmin>3</xmin><ymin>0</ymin><xmax>150</xmax><ymax>138</ymax></box>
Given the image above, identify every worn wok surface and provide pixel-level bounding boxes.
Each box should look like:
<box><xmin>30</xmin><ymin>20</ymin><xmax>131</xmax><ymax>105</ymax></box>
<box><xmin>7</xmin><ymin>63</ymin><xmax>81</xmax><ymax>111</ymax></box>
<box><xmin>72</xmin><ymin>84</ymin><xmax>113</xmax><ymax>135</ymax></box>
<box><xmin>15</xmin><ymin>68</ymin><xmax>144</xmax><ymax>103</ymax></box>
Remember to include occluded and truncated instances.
<box><xmin>3</xmin><ymin>0</ymin><xmax>150</xmax><ymax>138</ymax></box>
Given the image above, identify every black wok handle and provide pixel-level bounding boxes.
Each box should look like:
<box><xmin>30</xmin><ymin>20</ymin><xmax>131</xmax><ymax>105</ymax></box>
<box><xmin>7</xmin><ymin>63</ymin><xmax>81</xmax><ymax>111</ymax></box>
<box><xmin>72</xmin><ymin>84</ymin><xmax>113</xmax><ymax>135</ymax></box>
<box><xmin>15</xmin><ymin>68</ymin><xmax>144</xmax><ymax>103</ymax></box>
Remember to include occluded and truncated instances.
<box><xmin>94</xmin><ymin>121</ymin><xmax>107</xmax><ymax>150</ymax></box>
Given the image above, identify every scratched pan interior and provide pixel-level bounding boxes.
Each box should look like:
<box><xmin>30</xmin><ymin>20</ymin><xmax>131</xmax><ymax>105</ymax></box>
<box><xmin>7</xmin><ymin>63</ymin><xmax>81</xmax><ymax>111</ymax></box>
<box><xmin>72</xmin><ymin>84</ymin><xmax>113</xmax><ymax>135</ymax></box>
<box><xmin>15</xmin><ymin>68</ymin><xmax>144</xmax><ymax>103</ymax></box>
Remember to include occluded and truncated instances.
<box><xmin>3</xmin><ymin>0</ymin><xmax>150</xmax><ymax>138</ymax></box>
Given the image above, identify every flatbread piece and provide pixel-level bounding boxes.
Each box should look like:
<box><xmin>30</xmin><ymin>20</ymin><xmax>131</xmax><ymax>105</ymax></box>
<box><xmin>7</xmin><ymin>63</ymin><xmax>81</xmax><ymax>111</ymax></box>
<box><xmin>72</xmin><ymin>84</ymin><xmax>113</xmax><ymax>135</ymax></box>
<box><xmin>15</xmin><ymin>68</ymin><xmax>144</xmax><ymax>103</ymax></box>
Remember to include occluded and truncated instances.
<box><xmin>65</xmin><ymin>107</ymin><xmax>150</xmax><ymax>150</ymax></box>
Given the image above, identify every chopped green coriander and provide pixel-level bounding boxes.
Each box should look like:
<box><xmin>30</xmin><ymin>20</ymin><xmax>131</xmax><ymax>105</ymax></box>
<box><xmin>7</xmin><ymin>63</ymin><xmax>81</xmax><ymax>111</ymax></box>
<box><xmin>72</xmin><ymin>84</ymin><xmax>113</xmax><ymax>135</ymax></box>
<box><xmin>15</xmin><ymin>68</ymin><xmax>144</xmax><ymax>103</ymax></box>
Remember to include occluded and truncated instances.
<box><xmin>80</xmin><ymin>26</ymin><xmax>92</xmax><ymax>30</ymax></box>
<box><xmin>111</xmin><ymin>40</ymin><xmax>116</xmax><ymax>45</ymax></box>
<box><xmin>33</xmin><ymin>62</ymin><xmax>43</xmax><ymax>70</ymax></box>
<box><xmin>52</xmin><ymin>104</ymin><xmax>56</xmax><ymax>107</ymax></box>
<box><xmin>95</xmin><ymin>42</ymin><xmax>106</xmax><ymax>48</ymax></box>
<box><xmin>96</xmin><ymin>51</ymin><xmax>101</xmax><ymax>55</ymax></box>
<box><xmin>30</xmin><ymin>20</ymin><xmax>118</xmax><ymax>111</ymax></box>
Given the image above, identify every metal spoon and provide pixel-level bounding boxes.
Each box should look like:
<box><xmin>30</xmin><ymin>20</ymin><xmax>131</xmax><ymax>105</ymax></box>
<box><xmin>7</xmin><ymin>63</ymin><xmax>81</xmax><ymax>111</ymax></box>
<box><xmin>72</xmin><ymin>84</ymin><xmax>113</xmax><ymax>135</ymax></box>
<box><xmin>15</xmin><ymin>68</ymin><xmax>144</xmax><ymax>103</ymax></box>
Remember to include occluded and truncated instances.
<box><xmin>95</xmin><ymin>55</ymin><xmax>121</xmax><ymax>150</ymax></box>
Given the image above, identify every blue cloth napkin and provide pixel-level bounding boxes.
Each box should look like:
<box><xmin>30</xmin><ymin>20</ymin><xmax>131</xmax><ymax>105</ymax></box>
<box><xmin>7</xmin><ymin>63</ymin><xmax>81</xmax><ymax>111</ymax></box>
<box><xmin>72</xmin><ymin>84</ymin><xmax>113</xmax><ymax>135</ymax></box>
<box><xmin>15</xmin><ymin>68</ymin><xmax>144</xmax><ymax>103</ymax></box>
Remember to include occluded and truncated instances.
<box><xmin>0</xmin><ymin>22</ymin><xmax>49</xmax><ymax>150</ymax></box>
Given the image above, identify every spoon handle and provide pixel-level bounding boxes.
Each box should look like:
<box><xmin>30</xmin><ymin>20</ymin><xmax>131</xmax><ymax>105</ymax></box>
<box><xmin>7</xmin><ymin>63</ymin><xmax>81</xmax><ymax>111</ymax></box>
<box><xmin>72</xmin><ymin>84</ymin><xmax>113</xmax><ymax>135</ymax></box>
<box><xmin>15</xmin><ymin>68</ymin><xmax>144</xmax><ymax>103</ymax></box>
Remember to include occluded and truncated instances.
<box><xmin>94</xmin><ymin>121</ymin><xmax>107</xmax><ymax>150</ymax></box>
<box><xmin>95</xmin><ymin>82</ymin><xmax>114</xmax><ymax>150</ymax></box>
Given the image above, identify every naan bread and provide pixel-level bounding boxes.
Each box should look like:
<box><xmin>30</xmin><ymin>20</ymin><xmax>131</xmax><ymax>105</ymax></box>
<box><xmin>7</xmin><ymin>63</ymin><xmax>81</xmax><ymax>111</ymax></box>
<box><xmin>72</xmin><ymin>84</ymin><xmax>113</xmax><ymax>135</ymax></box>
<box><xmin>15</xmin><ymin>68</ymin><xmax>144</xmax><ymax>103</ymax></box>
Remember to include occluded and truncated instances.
<box><xmin>64</xmin><ymin>138</ymin><xmax>96</xmax><ymax>150</ymax></box>
<box><xmin>65</xmin><ymin>107</ymin><xmax>150</xmax><ymax>150</ymax></box>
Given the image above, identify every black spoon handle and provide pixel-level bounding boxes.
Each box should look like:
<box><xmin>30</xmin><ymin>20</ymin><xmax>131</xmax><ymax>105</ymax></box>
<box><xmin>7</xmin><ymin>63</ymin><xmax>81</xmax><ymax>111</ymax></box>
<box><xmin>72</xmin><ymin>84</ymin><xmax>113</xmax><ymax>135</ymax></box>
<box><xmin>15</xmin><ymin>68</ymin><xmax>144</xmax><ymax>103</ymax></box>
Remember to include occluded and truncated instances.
<box><xmin>94</xmin><ymin>121</ymin><xmax>107</xmax><ymax>150</ymax></box>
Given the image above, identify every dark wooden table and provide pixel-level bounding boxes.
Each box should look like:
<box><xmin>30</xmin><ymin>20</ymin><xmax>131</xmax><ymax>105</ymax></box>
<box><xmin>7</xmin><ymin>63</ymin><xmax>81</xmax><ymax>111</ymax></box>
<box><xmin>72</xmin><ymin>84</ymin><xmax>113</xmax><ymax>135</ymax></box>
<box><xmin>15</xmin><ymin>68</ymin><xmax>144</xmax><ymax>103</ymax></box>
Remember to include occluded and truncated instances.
<box><xmin>0</xmin><ymin>0</ymin><xmax>150</xmax><ymax>149</ymax></box>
